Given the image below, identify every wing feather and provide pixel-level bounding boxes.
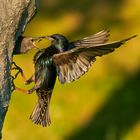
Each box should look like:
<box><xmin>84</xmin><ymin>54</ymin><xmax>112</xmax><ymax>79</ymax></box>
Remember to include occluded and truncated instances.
<box><xmin>69</xmin><ymin>30</ymin><xmax>110</xmax><ymax>49</ymax></box>
<box><xmin>53</xmin><ymin>35</ymin><xmax>136</xmax><ymax>84</ymax></box>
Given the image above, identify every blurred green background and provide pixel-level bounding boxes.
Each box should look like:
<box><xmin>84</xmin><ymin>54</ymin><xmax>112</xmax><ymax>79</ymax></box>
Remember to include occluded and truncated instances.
<box><xmin>3</xmin><ymin>0</ymin><xmax>140</xmax><ymax>140</ymax></box>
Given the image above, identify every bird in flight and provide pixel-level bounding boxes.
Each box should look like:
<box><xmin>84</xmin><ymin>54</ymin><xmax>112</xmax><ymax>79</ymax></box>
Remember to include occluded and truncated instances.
<box><xmin>13</xmin><ymin>30</ymin><xmax>136</xmax><ymax>127</ymax></box>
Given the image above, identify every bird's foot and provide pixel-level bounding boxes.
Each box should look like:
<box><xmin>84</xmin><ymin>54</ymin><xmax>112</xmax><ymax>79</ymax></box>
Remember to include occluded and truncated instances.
<box><xmin>11</xmin><ymin>62</ymin><xmax>23</xmax><ymax>79</ymax></box>
<box><xmin>27</xmin><ymin>89</ymin><xmax>34</xmax><ymax>94</ymax></box>
<box><xmin>11</xmin><ymin>75</ymin><xmax>16</xmax><ymax>92</ymax></box>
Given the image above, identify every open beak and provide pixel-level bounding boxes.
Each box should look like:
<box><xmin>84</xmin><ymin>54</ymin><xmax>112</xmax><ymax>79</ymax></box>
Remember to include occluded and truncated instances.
<box><xmin>32</xmin><ymin>41</ymin><xmax>41</xmax><ymax>51</ymax></box>
<box><xmin>33</xmin><ymin>36</ymin><xmax>46</xmax><ymax>42</ymax></box>
<box><xmin>32</xmin><ymin>35</ymin><xmax>54</xmax><ymax>51</ymax></box>
<box><xmin>33</xmin><ymin>35</ymin><xmax>54</xmax><ymax>42</ymax></box>
<box><xmin>32</xmin><ymin>37</ymin><xmax>43</xmax><ymax>51</ymax></box>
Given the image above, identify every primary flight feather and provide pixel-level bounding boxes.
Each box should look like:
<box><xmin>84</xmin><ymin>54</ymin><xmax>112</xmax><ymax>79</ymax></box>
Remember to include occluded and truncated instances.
<box><xmin>29</xmin><ymin>30</ymin><xmax>136</xmax><ymax>126</ymax></box>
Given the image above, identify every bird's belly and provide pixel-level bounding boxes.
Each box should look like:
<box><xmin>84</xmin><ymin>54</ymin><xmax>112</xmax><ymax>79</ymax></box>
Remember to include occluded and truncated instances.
<box><xmin>40</xmin><ymin>66</ymin><xmax>57</xmax><ymax>90</ymax></box>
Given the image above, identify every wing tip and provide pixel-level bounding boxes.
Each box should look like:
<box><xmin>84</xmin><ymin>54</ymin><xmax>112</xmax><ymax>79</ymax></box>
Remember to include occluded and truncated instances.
<box><xmin>122</xmin><ymin>35</ymin><xmax>137</xmax><ymax>43</ymax></box>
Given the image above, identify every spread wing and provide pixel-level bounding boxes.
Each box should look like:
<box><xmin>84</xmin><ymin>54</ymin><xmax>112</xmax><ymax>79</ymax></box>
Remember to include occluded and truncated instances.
<box><xmin>52</xmin><ymin>35</ymin><xmax>136</xmax><ymax>84</ymax></box>
<box><xmin>68</xmin><ymin>30</ymin><xmax>110</xmax><ymax>49</ymax></box>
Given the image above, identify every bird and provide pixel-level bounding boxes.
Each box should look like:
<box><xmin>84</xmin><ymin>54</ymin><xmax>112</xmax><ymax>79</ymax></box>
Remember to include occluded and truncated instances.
<box><xmin>13</xmin><ymin>36</ymin><xmax>42</xmax><ymax>55</ymax></box>
<box><xmin>26</xmin><ymin>30</ymin><xmax>136</xmax><ymax>127</ymax></box>
<box><xmin>11</xmin><ymin>35</ymin><xmax>43</xmax><ymax>92</ymax></box>
<box><xmin>12</xmin><ymin>35</ymin><xmax>43</xmax><ymax>80</ymax></box>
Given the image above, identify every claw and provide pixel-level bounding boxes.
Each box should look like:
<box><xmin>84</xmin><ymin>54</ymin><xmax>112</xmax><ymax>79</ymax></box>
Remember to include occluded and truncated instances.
<box><xmin>11</xmin><ymin>62</ymin><xmax>23</xmax><ymax>79</ymax></box>
<box><xmin>11</xmin><ymin>75</ymin><xmax>16</xmax><ymax>92</ymax></box>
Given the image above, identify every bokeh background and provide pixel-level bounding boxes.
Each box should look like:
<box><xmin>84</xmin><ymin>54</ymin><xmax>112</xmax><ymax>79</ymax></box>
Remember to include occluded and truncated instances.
<box><xmin>3</xmin><ymin>0</ymin><xmax>140</xmax><ymax>139</ymax></box>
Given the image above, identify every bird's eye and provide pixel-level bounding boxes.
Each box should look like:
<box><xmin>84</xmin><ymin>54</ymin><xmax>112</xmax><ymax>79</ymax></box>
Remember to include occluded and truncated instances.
<box><xmin>52</xmin><ymin>37</ymin><xmax>56</xmax><ymax>40</ymax></box>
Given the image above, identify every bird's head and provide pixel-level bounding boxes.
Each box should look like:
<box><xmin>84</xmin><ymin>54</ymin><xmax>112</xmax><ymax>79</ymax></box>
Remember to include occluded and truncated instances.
<box><xmin>19</xmin><ymin>36</ymin><xmax>41</xmax><ymax>53</ymax></box>
<box><xmin>46</xmin><ymin>34</ymin><xmax>69</xmax><ymax>52</ymax></box>
<box><xmin>14</xmin><ymin>36</ymin><xmax>40</xmax><ymax>54</ymax></box>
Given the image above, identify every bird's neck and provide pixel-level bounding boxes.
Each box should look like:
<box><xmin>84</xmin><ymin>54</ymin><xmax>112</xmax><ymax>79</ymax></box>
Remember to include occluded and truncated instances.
<box><xmin>55</xmin><ymin>41</ymin><xmax>68</xmax><ymax>53</ymax></box>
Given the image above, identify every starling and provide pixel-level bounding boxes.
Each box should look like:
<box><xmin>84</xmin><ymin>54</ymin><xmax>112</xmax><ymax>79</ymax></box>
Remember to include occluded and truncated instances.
<box><xmin>12</xmin><ymin>35</ymin><xmax>44</xmax><ymax>80</ymax></box>
<box><xmin>11</xmin><ymin>35</ymin><xmax>43</xmax><ymax>91</ymax></box>
<box><xmin>25</xmin><ymin>30</ymin><xmax>136</xmax><ymax>127</ymax></box>
<box><xmin>13</xmin><ymin>36</ymin><xmax>42</xmax><ymax>55</ymax></box>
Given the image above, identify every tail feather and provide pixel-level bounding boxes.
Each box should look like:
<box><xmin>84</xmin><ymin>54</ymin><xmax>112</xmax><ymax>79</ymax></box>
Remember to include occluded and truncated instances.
<box><xmin>30</xmin><ymin>90</ymin><xmax>52</xmax><ymax>127</ymax></box>
<box><xmin>30</xmin><ymin>100</ymin><xmax>51</xmax><ymax>127</ymax></box>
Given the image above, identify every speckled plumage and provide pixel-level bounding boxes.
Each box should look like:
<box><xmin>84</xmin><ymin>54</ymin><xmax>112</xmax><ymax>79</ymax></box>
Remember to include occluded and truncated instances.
<box><xmin>30</xmin><ymin>46</ymin><xmax>58</xmax><ymax>126</ymax></box>
<box><xmin>29</xmin><ymin>30</ymin><xmax>136</xmax><ymax>127</ymax></box>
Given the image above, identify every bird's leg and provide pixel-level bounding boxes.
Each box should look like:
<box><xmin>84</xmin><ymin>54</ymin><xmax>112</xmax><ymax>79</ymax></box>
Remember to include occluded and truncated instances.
<box><xmin>12</xmin><ymin>76</ymin><xmax>39</xmax><ymax>94</ymax></box>
<box><xmin>12</xmin><ymin>82</ymin><xmax>39</xmax><ymax>94</ymax></box>
<box><xmin>27</xmin><ymin>84</ymin><xmax>40</xmax><ymax>94</ymax></box>
<box><xmin>11</xmin><ymin>62</ymin><xmax>36</xmax><ymax>93</ymax></box>
<box><xmin>25</xmin><ymin>74</ymin><xmax>35</xmax><ymax>85</ymax></box>
<box><xmin>11</xmin><ymin>62</ymin><xmax>20</xmax><ymax>79</ymax></box>
<box><xmin>11</xmin><ymin>75</ymin><xmax>16</xmax><ymax>92</ymax></box>
<box><xmin>11</xmin><ymin>75</ymin><xmax>28</xmax><ymax>93</ymax></box>
<box><xmin>14</xmin><ymin>87</ymin><xmax>29</xmax><ymax>94</ymax></box>
<box><xmin>14</xmin><ymin>86</ymin><xmax>38</xmax><ymax>94</ymax></box>
<box><xmin>11</xmin><ymin>62</ymin><xmax>26</xmax><ymax>82</ymax></box>
<box><xmin>11</xmin><ymin>61</ymin><xmax>35</xmax><ymax>85</ymax></box>
<box><xmin>11</xmin><ymin>72</ymin><xmax>36</xmax><ymax>93</ymax></box>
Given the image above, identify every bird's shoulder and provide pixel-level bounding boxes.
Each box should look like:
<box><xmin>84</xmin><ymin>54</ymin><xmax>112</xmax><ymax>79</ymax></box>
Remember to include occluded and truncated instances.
<box><xmin>33</xmin><ymin>48</ymin><xmax>46</xmax><ymax>63</ymax></box>
<box><xmin>33</xmin><ymin>45</ymin><xmax>58</xmax><ymax>65</ymax></box>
